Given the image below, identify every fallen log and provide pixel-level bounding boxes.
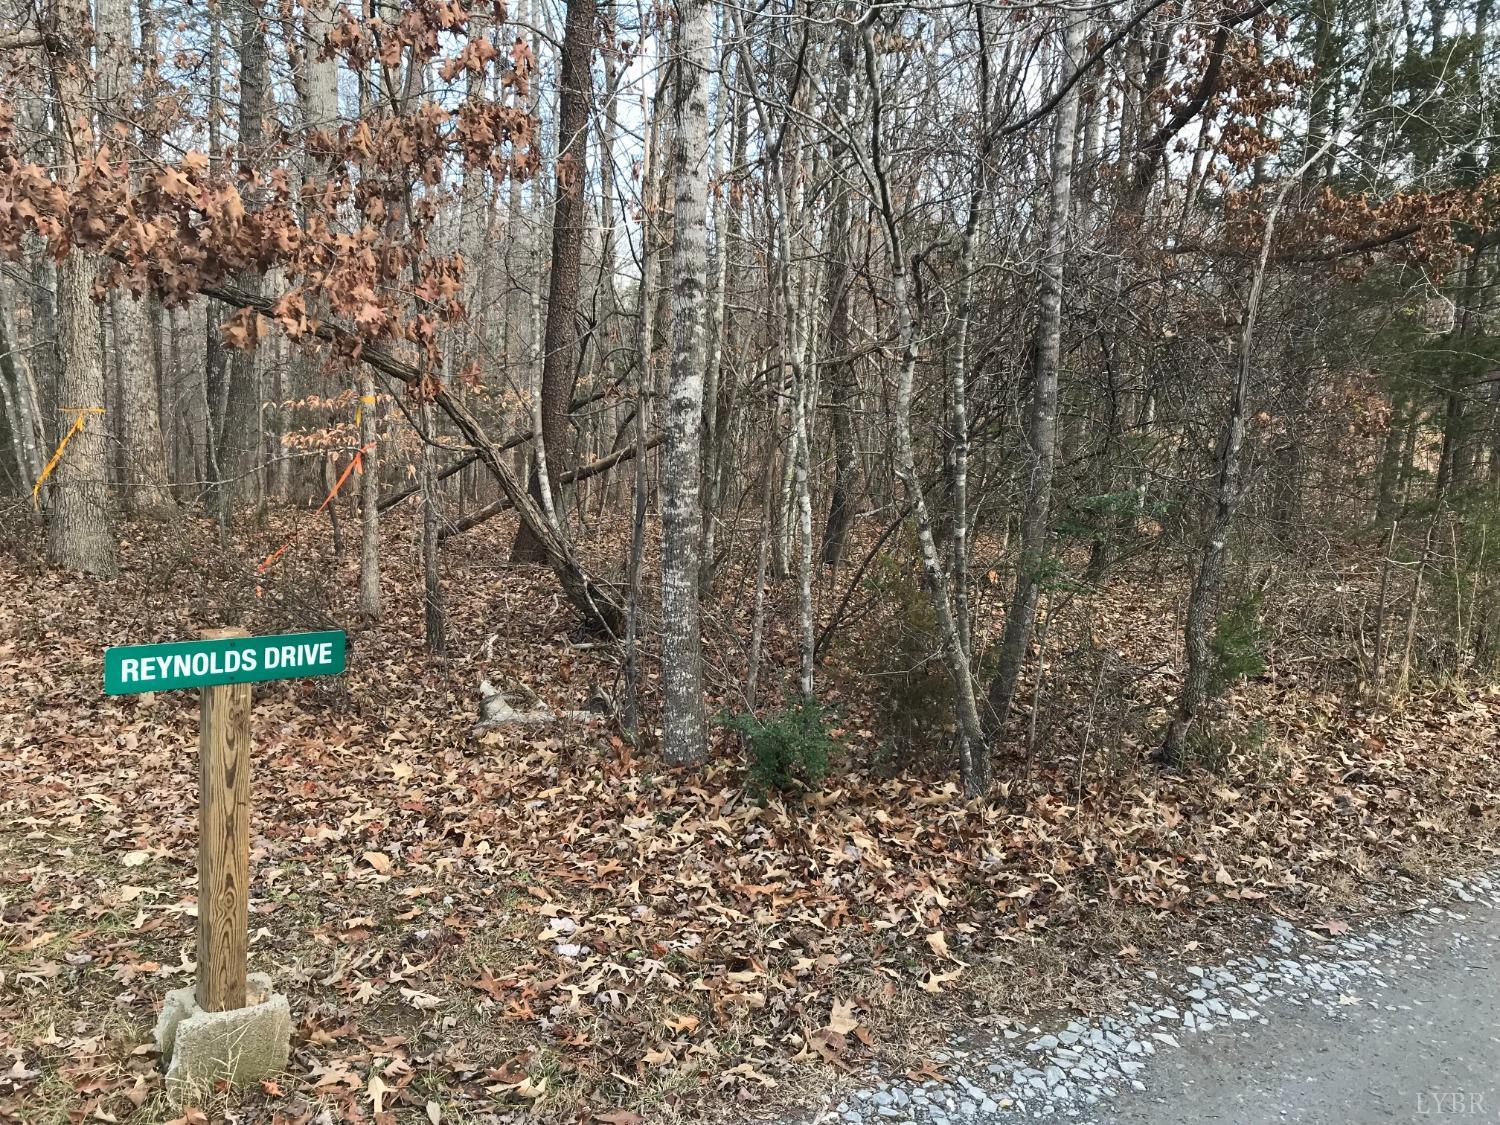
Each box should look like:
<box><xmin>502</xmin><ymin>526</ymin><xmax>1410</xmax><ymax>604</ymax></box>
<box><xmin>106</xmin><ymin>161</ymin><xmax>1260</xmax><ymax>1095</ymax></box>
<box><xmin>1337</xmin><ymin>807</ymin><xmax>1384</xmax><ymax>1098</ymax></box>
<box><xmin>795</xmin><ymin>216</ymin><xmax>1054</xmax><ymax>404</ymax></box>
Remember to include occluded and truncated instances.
<box><xmin>440</xmin><ymin>433</ymin><xmax>663</xmax><ymax>542</ymax></box>
<box><xmin>376</xmin><ymin>384</ymin><xmax>617</xmax><ymax>513</ymax></box>
<box><xmin>200</xmin><ymin>281</ymin><xmax>626</xmax><ymax>634</ymax></box>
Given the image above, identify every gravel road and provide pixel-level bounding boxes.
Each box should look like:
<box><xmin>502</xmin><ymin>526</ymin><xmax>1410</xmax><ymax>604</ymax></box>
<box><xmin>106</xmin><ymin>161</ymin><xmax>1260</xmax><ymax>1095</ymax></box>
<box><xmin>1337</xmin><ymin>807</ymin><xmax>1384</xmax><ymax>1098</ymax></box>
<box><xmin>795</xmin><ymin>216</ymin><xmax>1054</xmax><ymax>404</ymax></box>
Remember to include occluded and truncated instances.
<box><xmin>1093</xmin><ymin>888</ymin><xmax>1500</xmax><ymax>1124</ymax></box>
<box><xmin>814</xmin><ymin>873</ymin><xmax>1500</xmax><ymax>1125</ymax></box>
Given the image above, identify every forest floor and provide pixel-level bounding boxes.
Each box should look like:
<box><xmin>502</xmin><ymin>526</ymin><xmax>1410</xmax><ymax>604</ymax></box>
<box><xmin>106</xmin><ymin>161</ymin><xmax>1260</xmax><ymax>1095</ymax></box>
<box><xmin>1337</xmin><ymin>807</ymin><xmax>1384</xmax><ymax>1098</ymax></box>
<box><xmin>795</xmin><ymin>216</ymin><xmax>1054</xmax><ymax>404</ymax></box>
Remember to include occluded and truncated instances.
<box><xmin>1</xmin><ymin>509</ymin><xmax>1498</xmax><ymax>1124</ymax></box>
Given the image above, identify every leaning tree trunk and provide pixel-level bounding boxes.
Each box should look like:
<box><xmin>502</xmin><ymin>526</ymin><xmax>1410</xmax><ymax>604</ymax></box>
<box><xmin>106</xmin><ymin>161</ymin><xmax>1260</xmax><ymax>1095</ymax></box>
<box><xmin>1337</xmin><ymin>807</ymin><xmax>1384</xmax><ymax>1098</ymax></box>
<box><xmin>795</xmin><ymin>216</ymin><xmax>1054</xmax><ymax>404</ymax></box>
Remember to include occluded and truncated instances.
<box><xmin>200</xmin><ymin>279</ymin><xmax>626</xmax><ymax>632</ymax></box>
<box><xmin>510</xmin><ymin>0</ymin><xmax>597</xmax><ymax>562</ymax></box>
<box><xmin>986</xmin><ymin>13</ymin><xmax>1083</xmax><ymax>738</ymax></box>
<box><xmin>659</xmin><ymin>0</ymin><xmax>713</xmax><ymax>766</ymax></box>
<box><xmin>44</xmin><ymin>0</ymin><xmax>116</xmax><ymax>574</ymax></box>
<box><xmin>861</xmin><ymin>16</ymin><xmax>988</xmax><ymax>795</ymax></box>
<box><xmin>1161</xmin><ymin>145</ymin><xmax>1327</xmax><ymax>764</ymax></box>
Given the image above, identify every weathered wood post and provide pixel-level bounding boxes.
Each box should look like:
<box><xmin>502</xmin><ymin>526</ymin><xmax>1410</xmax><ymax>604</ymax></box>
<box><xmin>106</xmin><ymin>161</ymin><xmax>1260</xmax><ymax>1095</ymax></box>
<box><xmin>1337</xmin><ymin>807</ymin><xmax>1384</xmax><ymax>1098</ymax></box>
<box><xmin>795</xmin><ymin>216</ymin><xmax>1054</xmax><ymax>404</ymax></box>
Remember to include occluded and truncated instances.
<box><xmin>196</xmin><ymin>626</ymin><xmax>251</xmax><ymax>1012</ymax></box>
<box><xmin>105</xmin><ymin>626</ymin><xmax>346</xmax><ymax>1102</ymax></box>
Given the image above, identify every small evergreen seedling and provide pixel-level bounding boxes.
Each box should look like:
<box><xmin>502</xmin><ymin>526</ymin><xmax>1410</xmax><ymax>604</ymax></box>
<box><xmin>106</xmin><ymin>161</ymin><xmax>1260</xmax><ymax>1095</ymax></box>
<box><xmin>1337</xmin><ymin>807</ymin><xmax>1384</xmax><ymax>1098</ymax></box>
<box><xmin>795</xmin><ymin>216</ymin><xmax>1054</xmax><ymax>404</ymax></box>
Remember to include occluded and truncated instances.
<box><xmin>1209</xmin><ymin>591</ymin><xmax>1266</xmax><ymax>696</ymax></box>
<box><xmin>722</xmin><ymin>699</ymin><xmax>837</xmax><ymax>797</ymax></box>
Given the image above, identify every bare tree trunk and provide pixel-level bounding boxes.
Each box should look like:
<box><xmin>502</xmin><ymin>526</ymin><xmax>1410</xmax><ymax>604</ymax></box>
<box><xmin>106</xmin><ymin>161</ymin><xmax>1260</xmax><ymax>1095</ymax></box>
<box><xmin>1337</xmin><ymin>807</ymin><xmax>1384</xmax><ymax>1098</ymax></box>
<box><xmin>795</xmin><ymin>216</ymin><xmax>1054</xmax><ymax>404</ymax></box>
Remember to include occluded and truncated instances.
<box><xmin>511</xmin><ymin>0</ymin><xmax>597</xmax><ymax>562</ymax></box>
<box><xmin>623</xmin><ymin>61</ymin><xmax>664</xmax><ymax>738</ymax></box>
<box><xmin>420</xmin><ymin>400</ymin><xmax>446</xmax><ymax>655</ymax></box>
<box><xmin>1161</xmin><ymin>149</ymin><xmax>1322</xmax><ymax>763</ymax></box>
<box><xmin>0</xmin><ymin>287</ymin><xmax>43</xmax><ymax>486</ymax></box>
<box><xmin>220</xmin><ymin>0</ymin><xmax>268</xmax><ymax>517</ymax></box>
<box><xmin>698</xmin><ymin>41</ymin><xmax>733</xmax><ymax>595</ymax></box>
<box><xmin>733</xmin><ymin>6</ymin><xmax>814</xmax><ymax>696</ymax></box>
<box><xmin>986</xmin><ymin>13</ymin><xmax>1083</xmax><ymax>738</ymax></box>
<box><xmin>97</xmin><ymin>0</ymin><xmax>175</xmax><ymax>516</ymax></box>
<box><xmin>820</xmin><ymin>15</ymin><xmax>859</xmax><ymax>570</ymax></box>
<box><xmin>861</xmin><ymin>14</ymin><xmax>987</xmax><ymax>795</ymax></box>
<box><xmin>659</xmin><ymin>0</ymin><xmax>713</xmax><ymax>766</ymax></box>
<box><xmin>358</xmin><ymin>372</ymin><xmax>382</xmax><ymax>621</ymax></box>
<box><xmin>745</xmin><ymin>399</ymin><xmax>778</xmax><ymax>710</ymax></box>
<box><xmin>44</xmin><ymin>0</ymin><xmax>116</xmax><ymax>573</ymax></box>
<box><xmin>204</xmin><ymin>0</ymin><xmax>227</xmax><ymax>522</ymax></box>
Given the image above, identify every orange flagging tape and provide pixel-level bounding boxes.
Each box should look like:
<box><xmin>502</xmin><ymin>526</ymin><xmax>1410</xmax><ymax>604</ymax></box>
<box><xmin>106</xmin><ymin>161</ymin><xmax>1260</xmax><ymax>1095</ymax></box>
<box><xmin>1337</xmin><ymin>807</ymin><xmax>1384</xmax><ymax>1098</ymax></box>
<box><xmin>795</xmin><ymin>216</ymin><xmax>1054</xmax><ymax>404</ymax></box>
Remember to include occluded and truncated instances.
<box><xmin>255</xmin><ymin>443</ymin><xmax>373</xmax><ymax>594</ymax></box>
<box><xmin>32</xmin><ymin>407</ymin><xmax>105</xmax><ymax>510</ymax></box>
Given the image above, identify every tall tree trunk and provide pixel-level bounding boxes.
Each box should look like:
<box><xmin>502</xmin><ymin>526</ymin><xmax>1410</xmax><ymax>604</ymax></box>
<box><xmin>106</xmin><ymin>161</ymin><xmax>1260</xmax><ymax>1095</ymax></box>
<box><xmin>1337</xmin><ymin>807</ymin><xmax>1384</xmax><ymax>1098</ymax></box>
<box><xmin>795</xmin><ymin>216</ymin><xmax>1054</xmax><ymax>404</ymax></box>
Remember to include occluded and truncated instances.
<box><xmin>1161</xmin><ymin>149</ymin><xmax>1324</xmax><ymax>763</ymax></box>
<box><xmin>1436</xmin><ymin>246</ymin><xmax>1482</xmax><ymax>498</ymax></box>
<box><xmin>511</xmin><ymin>0</ymin><xmax>597</xmax><ymax>561</ymax></box>
<box><xmin>698</xmin><ymin>41</ymin><xmax>732</xmax><ymax>594</ymax></box>
<box><xmin>0</xmin><ymin>297</ymin><xmax>22</xmax><ymax>492</ymax></box>
<box><xmin>358</xmin><ymin>373</ymin><xmax>382</xmax><ymax>620</ymax></box>
<box><xmin>986</xmin><ymin>13</ymin><xmax>1083</xmax><ymax>738</ymax></box>
<box><xmin>220</xmin><ymin>0</ymin><xmax>267</xmax><ymax>517</ymax></box>
<box><xmin>97</xmin><ymin>0</ymin><xmax>175</xmax><ymax>516</ymax></box>
<box><xmin>204</xmin><ymin>0</ymin><xmax>227</xmax><ymax>520</ymax></box>
<box><xmin>820</xmin><ymin>23</ymin><xmax>858</xmax><ymax>569</ymax></box>
<box><xmin>659</xmin><ymin>0</ymin><xmax>713</xmax><ymax>766</ymax></box>
<box><xmin>0</xmin><ymin>286</ymin><xmax>43</xmax><ymax>487</ymax></box>
<box><xmin>623</xmin><ymin>49</ymin><xmax>664</xmax><ymax>739</ymax></box>
<box><xmin>420</xmin><ymin>399</ymin><xmax>446</xmax><ymax>654</ymax></box>
<box><xmin>861</xmin><ymin>15</ymin><xmax>988</xmax><ymax>795</ymax></box>
<box><xmin>43</xmin><ymin>0</ymin><xmax>116</xmax><ymax>572</ymax></box>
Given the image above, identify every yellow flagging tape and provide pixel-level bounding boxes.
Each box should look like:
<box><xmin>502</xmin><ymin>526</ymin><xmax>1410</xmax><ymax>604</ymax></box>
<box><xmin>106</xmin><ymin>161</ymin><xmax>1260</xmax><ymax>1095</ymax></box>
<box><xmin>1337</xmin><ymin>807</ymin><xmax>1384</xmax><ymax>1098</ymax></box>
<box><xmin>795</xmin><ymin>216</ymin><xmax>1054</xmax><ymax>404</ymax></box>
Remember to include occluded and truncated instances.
<box><xmin>32</xmin><ymin>407</ymin><xmax>105</xmax><ymax>510</ymax></box>
<box><xmin>355</xmin><ymin>394</ymin><xmax>377</xmax><ymax>427</ymax></box>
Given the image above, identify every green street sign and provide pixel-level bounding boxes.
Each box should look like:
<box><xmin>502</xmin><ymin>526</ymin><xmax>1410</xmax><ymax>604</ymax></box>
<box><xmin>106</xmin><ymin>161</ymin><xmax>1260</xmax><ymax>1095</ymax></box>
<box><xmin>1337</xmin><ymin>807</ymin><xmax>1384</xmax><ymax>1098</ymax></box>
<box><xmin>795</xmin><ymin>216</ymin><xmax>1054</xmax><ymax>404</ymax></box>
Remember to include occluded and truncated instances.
<box><xmin>104</xmin><ymin>630</ymin><xmax>346</xmax><ymax>695</ymax></box>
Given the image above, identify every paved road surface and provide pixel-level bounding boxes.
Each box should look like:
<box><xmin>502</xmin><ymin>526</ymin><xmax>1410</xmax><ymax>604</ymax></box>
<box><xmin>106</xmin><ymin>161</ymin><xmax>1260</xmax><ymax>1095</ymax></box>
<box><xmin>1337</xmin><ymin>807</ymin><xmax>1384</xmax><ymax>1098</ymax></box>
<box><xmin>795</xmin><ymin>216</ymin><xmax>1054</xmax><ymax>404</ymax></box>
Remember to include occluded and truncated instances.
<box><xmin>1091</xmin><ymin>905</ymin><xmax>1500</xmax><ymax>1124</ymax></box>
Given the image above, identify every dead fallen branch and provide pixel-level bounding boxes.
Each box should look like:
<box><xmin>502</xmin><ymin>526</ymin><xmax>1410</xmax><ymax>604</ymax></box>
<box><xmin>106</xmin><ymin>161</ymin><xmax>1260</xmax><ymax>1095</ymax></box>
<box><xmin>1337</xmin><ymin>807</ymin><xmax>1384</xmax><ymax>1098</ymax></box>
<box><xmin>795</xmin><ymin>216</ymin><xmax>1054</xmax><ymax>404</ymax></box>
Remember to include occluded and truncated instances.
<box><xmin>439</xmin><ymin>435</ymin><xmax>664</xmax><ymax>543</ymax></box>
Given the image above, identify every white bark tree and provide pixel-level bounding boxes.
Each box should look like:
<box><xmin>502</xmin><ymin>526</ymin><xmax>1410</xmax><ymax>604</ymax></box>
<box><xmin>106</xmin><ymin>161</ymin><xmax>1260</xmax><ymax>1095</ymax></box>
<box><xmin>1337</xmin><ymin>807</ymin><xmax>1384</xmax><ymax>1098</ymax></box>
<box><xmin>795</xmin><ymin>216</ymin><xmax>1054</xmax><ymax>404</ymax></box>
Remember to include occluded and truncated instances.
<box><xmin>659</xmin><ymin>0</ymin><xmax>714</xmax><ymax>765</ymax></box>
<box><xmin>986</xmin><ymin>12</ymin><xmax>1084</xmax><ymax>737</ymax></box>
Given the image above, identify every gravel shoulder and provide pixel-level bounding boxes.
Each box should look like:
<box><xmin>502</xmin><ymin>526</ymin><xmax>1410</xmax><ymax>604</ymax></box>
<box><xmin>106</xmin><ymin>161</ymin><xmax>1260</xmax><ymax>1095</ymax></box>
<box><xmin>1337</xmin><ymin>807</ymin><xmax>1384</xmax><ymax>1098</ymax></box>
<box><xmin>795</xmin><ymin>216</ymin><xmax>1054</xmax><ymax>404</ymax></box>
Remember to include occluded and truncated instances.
<box><xmin>1093</xmin><ymin>890</ymin><xmax>1500</xmax><ymax>1124</ymax></box>
<box><xmin>811</xmin><ymin>874</ymin><xmax>1500</xmax><ymax>1125</ymax></box>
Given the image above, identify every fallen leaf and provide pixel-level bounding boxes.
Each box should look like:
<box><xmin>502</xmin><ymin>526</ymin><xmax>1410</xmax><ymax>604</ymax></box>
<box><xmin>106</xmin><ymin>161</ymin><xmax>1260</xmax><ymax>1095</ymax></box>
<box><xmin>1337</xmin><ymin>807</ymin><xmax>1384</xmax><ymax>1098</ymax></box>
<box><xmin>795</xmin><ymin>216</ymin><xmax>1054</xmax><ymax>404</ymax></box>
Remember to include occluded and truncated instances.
<box><xmin>919</xmin><ymin>968</ymin><xmax>963</xmax><ymax>993</ymax></box>
<box><xmin>368</xmin><ymin>1072</ymin><xmax>388</xmax><ymax>1115</ymax></box>
<box><xmin>827</xmin><ymin>997</ymin><xmax>860</xmax><ymax>1035</ymax></box>
<box><xmin>400</xmin><ymin>987</ymin><xmax>443</xmax><ymax>1010</ymax></box>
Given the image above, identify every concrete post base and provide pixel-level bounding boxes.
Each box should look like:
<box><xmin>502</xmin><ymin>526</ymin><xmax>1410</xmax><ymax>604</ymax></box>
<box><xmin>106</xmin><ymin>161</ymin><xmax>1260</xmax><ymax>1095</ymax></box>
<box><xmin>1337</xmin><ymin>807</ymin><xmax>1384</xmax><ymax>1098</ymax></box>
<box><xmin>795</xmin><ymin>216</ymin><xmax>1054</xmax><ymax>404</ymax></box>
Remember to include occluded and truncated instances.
<box><xmin>154</xmin><ymin>972</ymin><xmax>291</xmax><ymax>1105</ymax></box>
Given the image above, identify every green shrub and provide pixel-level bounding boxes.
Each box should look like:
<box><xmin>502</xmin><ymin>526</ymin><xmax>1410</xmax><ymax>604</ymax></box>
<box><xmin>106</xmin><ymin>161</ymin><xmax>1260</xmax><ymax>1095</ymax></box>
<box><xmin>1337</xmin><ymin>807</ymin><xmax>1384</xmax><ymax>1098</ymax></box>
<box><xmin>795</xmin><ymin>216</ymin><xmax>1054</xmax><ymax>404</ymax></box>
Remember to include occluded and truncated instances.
<box><xmin>722</xmin><ymin>699</ymin><xmax>838</xmax><ymax>796</ymax></box>
<box><xmin>1209</xmin><ymin>591</ymin><xmax>1266</xmax><ymax>696</ymax></box>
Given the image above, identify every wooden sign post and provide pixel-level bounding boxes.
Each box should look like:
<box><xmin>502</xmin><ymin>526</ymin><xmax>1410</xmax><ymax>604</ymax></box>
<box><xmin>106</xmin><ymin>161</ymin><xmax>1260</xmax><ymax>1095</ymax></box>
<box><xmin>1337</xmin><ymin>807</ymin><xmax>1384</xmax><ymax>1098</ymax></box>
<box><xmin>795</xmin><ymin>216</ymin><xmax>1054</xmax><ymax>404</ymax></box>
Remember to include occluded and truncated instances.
<box><xmin>196</xmin><ymin>627</ymin><xmax>252</xmax><ymax>1012</ymax></box>
<box><xmin>104</xmin><ymin>627</ymin><xmax>345</xmax><ymax>1099</ymax></box>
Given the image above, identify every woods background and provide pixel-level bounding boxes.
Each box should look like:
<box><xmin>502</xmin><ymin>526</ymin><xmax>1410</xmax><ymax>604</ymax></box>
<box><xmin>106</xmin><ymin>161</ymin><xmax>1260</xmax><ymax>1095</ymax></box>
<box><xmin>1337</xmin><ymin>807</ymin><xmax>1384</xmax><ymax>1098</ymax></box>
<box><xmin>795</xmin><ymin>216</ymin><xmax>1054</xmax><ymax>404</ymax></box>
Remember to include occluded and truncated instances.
<box><xmin>4</xmin><ymin>0</ymin><xmax>1500</xmax><ymax>1119</ymax></box>
<box><xmin>1</xmin><ymin>0</ymin><xmax>1498</xmax><ymax>799</ymax></box>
